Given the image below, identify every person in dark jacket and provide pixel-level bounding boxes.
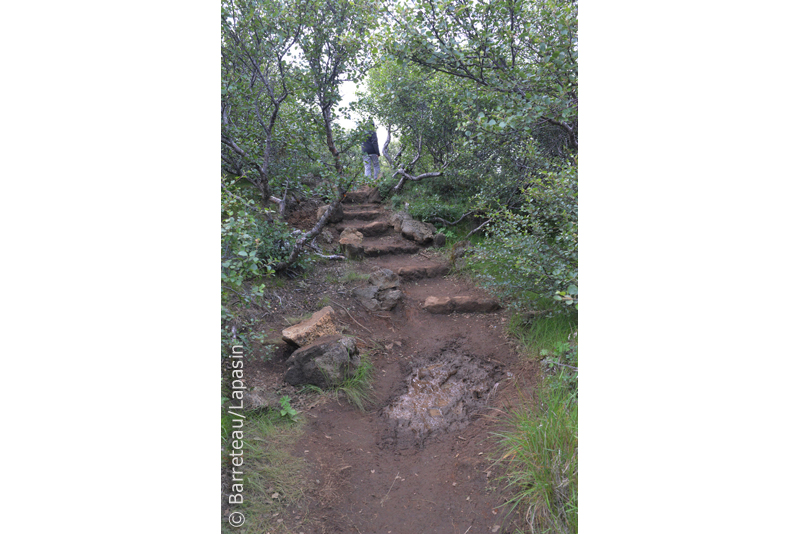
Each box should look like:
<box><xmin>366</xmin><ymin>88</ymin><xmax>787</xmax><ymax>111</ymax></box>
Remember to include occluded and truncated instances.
<box><xmin>361</xmin><ymin>122</ymin><xmax>381</xmax><ymax>183</ymax></box>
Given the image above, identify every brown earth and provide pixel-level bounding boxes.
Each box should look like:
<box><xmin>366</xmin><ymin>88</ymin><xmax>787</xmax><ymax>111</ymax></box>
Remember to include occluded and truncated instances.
<box><xmin>224</xmin><ymin>188</ymin><xmax>541</xmax><ymax>534</ymax></box>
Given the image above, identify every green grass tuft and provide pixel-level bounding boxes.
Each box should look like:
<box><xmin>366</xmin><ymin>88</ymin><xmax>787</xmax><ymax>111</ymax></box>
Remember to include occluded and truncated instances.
<box><xmin>508</xmin><ymin>312</ymin><xmax>577</xmax><ymax>360</ymax></box>
<box><xmin>221</xmin><ymin>410</ymin><xmax>310</xmax><ymax>534</ymax></box>
<box><xmin>335</xmin><ymin>352</ymin><xmax>375</xmax><ymax>411</ymax></box>
<box><xmin>496</xmin><ymin>380</ymin><xmax>578</xmax><ymax>533</ymax></box>
<box><xmin>341</xmin><ymin>269</ymin><xmax>370</xmax><ymax>283</ymax></box>
<box><xmin>495</xmin><ymin>310</ymin><xmax>578</xmax><ymax>533</ymax></box>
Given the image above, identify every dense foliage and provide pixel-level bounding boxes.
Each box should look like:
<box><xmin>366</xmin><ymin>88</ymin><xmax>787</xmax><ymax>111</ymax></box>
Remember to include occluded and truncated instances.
<box><xmin>220</xmin><ymin>178</ymin><xmax>294</xmax><ymax>311</ymax></box>
<box><xmin>221</xmin><ymin>0</ymin><xmax>578</xmax><ymax>311</ymax></box>
<box><xmin>474</xmin><ymin>159</ymin><xmax>578</xmax><ymax>312</ymax></box>
<box><xmin>221</xmin><ymin>0</ymin><xmax>380</xmax><ymax>207</ymax></box>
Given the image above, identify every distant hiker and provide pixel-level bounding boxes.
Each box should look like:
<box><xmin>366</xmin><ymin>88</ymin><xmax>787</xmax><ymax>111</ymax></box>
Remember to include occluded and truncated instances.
<box><xmin>361</xmin><ymin>122</ymin><xmax>381</xmax><ymax>183</ymax></box>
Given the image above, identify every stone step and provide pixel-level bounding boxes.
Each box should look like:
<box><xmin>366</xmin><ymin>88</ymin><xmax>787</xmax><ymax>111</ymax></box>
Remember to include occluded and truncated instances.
<box><xmin>397</xmin><ymin>264</ymin><xmax>450</xmax><ymax>280</ymax></box>
<box><xmin>342</xmin><ymin>188</ymin><xmax>380</xmax><ymax>203</ymax></box>
<box><xmin>363</xmin><ymin>239</ymin><xmax>420</xmax><ymax>256</ymax></box>
<box><xmin>342</xmin><ymin>209</ymin><xmax>382</xmax><ymax>221</ymax></box>
<box><xmin>422</xmin><ymin>296</ymin><xmax>501</xmax><ymax>314</ymax></box>
<box><xmin>343</xmin><ymin>201</ymin><xmax>382</xmax><ymax>209</ymax></box>
<box><xmin>335</xmin><ymin>220</ymin><xmax>390</xmax><ymax>237</ymax></box>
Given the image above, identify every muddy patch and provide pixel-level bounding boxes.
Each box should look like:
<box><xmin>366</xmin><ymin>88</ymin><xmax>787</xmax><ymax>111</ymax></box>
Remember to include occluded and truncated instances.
<box><xmin>380</xmin><ymin>342</ymin><xmax>505</xmax><ymax>449</ymax></box>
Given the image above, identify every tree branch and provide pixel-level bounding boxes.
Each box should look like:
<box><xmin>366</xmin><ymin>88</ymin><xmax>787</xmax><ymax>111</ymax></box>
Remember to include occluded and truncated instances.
<box><xmin>221</xmin><ymin>136</ymin><xmax>247</xmax><ymax>157</ymax></box>
<box><xmin>430</xmin><ymin>211</ymin><xmax>475</xmax><ymax>226</ymax></box>
<box><xmin>466</xmin><ymin>219</ymin><xmax>492</xmax><ymax>238</ymax></box>
<box><xmin>274</xmin><ymin>170</ymin><xmax>357</xmax><ymax>272</ymax></box>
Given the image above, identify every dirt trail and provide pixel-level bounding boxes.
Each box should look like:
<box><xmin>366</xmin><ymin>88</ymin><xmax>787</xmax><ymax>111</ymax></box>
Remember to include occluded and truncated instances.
<box><xmin>244</xmin><ymin>189</ymin><xmax>538</xmax><ymax>534</ymax></box>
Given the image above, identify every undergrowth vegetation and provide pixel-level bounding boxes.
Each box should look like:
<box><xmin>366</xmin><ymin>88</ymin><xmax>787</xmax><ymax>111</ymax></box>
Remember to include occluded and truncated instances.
<box><xmin>336</xmin><ymin>352</ymin><xmax>375</xmax><ymax>411</ymax></box>
<box><xmin>497</xmin><ymin>314</ymin><xmax>578</xmax><ymax>534</ymax></box>
<box><xmin>221</xmin><ymin>177</ymin><xmax>294</xmax><ymax>302</ymax></box>
<box><xmin>471</xmin><ymin>160</ymin><xmax>578</xmax><ymax>313</ymax></box>
<box><xmin>221</xmin><ymin>410</ymin><xmax>310</xmax><ymax>534</ymax></box>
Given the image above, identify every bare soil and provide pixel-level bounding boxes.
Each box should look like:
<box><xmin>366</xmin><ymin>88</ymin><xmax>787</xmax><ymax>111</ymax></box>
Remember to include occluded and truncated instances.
<box><xmin>225</xmin><ymin>189</ymin><xmax>541</xmax><ymax>534</ymax></box>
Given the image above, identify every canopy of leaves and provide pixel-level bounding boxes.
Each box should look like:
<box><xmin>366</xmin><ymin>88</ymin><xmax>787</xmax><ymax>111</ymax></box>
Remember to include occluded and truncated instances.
<box><xmin>220</xmin><ymin>0</ymin><xmax>578</xmax><ymax>312</ymax></box>
<box><xmin>385</xmin><ymin>0</ymin><xmax>578</xmax><ymax>151</ymax></box>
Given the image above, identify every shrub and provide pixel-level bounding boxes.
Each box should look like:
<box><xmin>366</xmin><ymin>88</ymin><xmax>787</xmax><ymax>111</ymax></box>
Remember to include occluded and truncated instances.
<box><xmin>472</xmin><ymin>159</ymin><xmax>578</xmax><ymax>313</ymax></box>
<box><xmin>221</xmin><ymin>177</ymin><xmax>294</xmax><ymax>303</ymax></box>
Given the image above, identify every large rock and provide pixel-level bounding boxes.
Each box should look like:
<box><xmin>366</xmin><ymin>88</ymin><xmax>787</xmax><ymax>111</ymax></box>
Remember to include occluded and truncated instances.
<box><xmin>353</xmin><ymin>286</ymin><xmax>403</xmax><ymax>311</ymax></box>
<box><xmin>338</xmin><ymin>228</ymin><xmax>364</xmax><ymax>259</ymax></box>
<box><xmin>284</xmin><ymin>335</ymin><xmax>361</xmax><ymax>388</ymax></box>
<box><xmin>338</xmin><ymin>220</ymin><xmax>389</xmax><ymax>237</ymax></box>
<box><xmin>369</xmin><ymin>268</ymin><xmax>400</xmax><ymax>290</ymax></box>
<box><xmin>353</xmin><ymin>268</ymin><xmax>403</xmax><ymax>311</ymax></box>
<box><xmin>353</xmin><ymin>286</ymin><xmax>380</xmax><ymax>311</ymax></box>
<box><xmin>390</xmin><ymin>211</ymin><xmax>412</xmax><ymax>232</ymax></box>
<box><xmin>281</xmin><ymin>306</ymin><xmax>338</xmax><ymax>347</ymax></box>
<box><xmin>358</xmin><ymin>220</ymin><xmax>389</xmax><ymax>236</ymax></box>
<box><xmin>401</xmin><ymin>218</ymin><xmax>436</xmax><ymax>244</ymax></box>
<box><xmin>317</xmin><ymin>203</ymin><xmax>344</xmax><ymax>224</ymax></box>
<box><xmin>377</xmin><ymin>289</ymin><xmax>403</xmax><ymax>310</ymax></box>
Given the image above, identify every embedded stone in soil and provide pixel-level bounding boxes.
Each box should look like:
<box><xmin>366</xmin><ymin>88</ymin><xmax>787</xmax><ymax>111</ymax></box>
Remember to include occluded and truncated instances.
<box><xmin>381</xmin><ymin>346</ymin><xmax>505</xmax><ymax>449</ymax></box>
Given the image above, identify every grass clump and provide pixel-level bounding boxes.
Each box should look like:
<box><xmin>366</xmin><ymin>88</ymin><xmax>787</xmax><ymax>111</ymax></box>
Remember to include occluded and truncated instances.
<box><xmin>496</xmin><ymin>312</ymin><xmax>578</xmax><ymax>533</ymax></box>
<box><xmin>335</xmin><ymin>352</ymin><xmax>375</xmax><ymax>411</ymax></box>
<box><xmin>508</xmin><ymin>312</ymin><xmax>577</xmax><ymax>360</ymax></box>
<box><xmin>221</xmin><ymin>409</ymin><xmax>310</xmax><ymax>534</ymax></box>
<box><xmin>342</xmin><ymin>269</ymin><xmax>370</xmax><ymax>283</ymax></box>
<box><xmin>497</xmin><ymin>379</ymin><xmax>578</xmax><ymax>533</ymax></box>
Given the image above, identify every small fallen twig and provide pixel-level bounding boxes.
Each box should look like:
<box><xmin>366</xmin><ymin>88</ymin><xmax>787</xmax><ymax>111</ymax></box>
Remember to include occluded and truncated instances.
<box><xmin>380</xmin><ymin>472</ymin><xmax>401</xmax><ymax>507</ymax></box>
<box><xmin>315</xmin><ymin>253</ymin><xmax>346</xmax><ymax>260</ymax></box>
<box><xmin>330</xmin><ymin>301</ymin><xmax>373</xmax><ymax>334</ymax></box>
<box><xmin>430</xmin><ymin>211</ymin><xmax>475</xmax><ymax>227</ymax></box>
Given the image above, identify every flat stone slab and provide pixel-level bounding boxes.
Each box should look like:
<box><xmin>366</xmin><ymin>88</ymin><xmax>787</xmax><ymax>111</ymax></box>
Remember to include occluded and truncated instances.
<box><xmin>422</xmin><ymin>296</ymin><xmax>501</xmax><ymax>314</ymax></box>
<box><xmin>281</xmin><ymin>306</ymin><xmax>338</xmax><ymax>346</ymax></box>
<box><xmin>422</xmin><ymin>296</ymin><xmax>451</xmax><ymax>314</ymax></box>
